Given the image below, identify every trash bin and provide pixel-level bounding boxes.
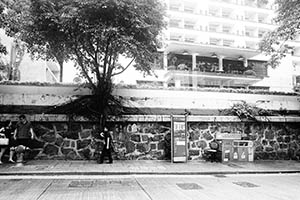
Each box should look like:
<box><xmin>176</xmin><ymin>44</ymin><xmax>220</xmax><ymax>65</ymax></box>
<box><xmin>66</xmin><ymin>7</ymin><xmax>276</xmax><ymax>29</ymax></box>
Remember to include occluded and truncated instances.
<box><xmin>232</xmin><ymin>140</ymin><xmax>254</xmax><ymax>162</ymax></box>
<box><xmin>219</xmin><ymin>139</ymin><xmax>234</xmax><ymax>162</ymax></box>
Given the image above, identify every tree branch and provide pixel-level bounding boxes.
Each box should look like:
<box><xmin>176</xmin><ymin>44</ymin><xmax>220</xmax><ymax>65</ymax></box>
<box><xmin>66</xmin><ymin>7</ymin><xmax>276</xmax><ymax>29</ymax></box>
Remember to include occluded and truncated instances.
<box><xmin>112</xmin><ymin>57</ymin><xmax>135</xmax><ymax>76</ymax></box>
<box><xmin>74</xmin><ymin>48</ymin><xmax>96</xmax><ymax>91</ymax></box>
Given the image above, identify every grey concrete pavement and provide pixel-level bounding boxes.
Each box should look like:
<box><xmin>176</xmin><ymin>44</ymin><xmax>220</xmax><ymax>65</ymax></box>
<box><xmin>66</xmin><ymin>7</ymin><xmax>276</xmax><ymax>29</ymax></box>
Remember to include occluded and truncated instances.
<box><xmin>0</xmin><ymin>159</ymin><xmax>299</xmax><ymax>176</ymax></box>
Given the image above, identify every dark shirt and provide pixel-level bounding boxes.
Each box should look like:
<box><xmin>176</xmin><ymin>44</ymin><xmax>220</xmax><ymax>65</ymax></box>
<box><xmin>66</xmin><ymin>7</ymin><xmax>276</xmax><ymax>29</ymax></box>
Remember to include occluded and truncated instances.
<box><xmin>16</xmin><ymin>121</ymin><xmax>32</xmax><ymax>139</ymax></box>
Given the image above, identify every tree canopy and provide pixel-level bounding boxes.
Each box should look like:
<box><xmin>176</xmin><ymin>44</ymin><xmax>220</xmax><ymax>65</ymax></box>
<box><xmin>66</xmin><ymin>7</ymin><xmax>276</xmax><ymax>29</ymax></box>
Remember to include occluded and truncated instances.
<box><xmin>3</xmin><ymin>0</ymin><xmax>165</xmax><ymax>127</ymax></box>
<box><xmin>259</xmin><ymin>0</ymin><xmax>300</xmax><ymax>67</ymax></box>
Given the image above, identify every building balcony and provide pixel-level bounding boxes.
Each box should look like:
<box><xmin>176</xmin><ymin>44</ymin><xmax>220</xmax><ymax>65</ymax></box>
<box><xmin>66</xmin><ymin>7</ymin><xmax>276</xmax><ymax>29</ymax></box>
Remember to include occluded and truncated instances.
<box><xmin>164</xmin><ymin>54</ymin><xmax>267</xmax><ymax>89</ymax></box>
<box><xmin>164</xmin><ymin>70</ymin><xmax>263</xmax><ymax>89</ymax></box>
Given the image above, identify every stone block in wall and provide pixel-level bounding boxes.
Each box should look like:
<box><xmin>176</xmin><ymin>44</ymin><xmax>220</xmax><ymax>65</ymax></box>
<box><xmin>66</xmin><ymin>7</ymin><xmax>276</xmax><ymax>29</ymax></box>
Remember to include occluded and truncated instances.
<box><xmin>43</xmin><ymin>144</ymin><xmax>59</xmax><ymax>156</ymax></box>
<box><xmin>63</xmin><ymin>140</ymin><xmax>72</xmax><ymax>148</ymax></box>
<box><xmin>209</xmin><ymin>125</ymin><xmax>218</xmax><ymax>133</ymax></box>
<box><xmin>279</xmin><ymin>143</ymin><xmax>288</xmax><ymax>149</ymax></box>
<box><xmin>198</xmin><ymin>123</ymin><xmax>208</xmax><ymax>130</ymax></box>
<box><xmin>80</xmin><ymin>130</ymin><xmax>92</xmax><ymax>139</ymax></box>
<box><xmin>190</xmin><ymin>142</ymin><xmax>196</xmax><ymax>149</ymax></box>
<box><xmin>91</xmin><ymin>141</ymin><xmax>103</xmax><ymax>152</ymax></box>
<box><xmin>33</xmin><ymin>124</ymin><xmax>52</xmax><ymax>137</ymax></box>
<box><xmin>59</xmin><ymin>131</ymin><xmax>79</xmax><ymax>140</ymax></box>
<box><xmin>150</xmin><ymin>143</ymin><xmax>157</xmax><ymax>151</ymax></box>
<box><xmin>264</xmin><ymin>129</ymin><xmax>274</xmax><ymax>140</ymax></box>
<box><xmin>136</xmin><ymin>143</ymin><xmax>149</xmax><ymax>153</ymax></box>
<box><xmin>284</xmin><ymin>136</ymin><xmax>291</xmax><ymax>143</ymax></box>
<box><xmin>265</xmin><ymin>146</ymin><xmax>274</xmax><ymax>152</ymax></box>
<box><xmin>196</xmin><ymin>140</ymin><xmax>207</xmax><ymax>149</ymax></box>
<box><xmin>262</xmin><ymin>139</ymin><xmax>267</xmax><ymax>145</ymax></box>
<box><xmin>202</xmin><ymin>130</ymin><xmax>213</xmax><ymax>141</ymax></box>
<box><xmin>81</xmin><ymin>123</ymin><xmax>94</xmax><ymax>130</ymax></box>
<box><xmin>69</xmin><ymin>123</ymin><xmax>82</xmax><ymax>132</ymax></box>
<box><xmin>141</xmin><ymin>135</ymin><xmax>149</xmax><ymax>142</ymax></box>
<box><xmin>130</xmin><ymin>134</ymin><xmax>141</xmax><ymax>142</ymax></box>
<box><xmin>41</xmin><ymin>131</ymin><xmax>56</xmax><ymax>143</ymax></box>
<box><xmin>158</xmin><ymin>140</ymin><xmax>165</xmax><ymax>150</ymax></box>
<box><xmin>61</xmin><ymin>148</ymin><xmax>76</xmax><ymax>157</ymax></box>
<box><xmin>190</xmin><ymin>130</ymin><xmax>200</xmax><ymax>141</ymax></box>
<box><xmin>77</xmin><ymin>139</ymin><xmax>92</xmax><ymax>150</ymax></box>
<box><xmin>255</xmin><ymin>145</ymin><xmax>264</xmax><ymax>152</ymax></box>
<box><xmin>152</xmin><ymin>134</ymin><xmax>163</xmax><ymax>142</ymax></box>
<box><xmin>125</xmin><ymin>141</ymin><xmax>135</xmax><ymax>153</ymax></box>
<box><xmin>66</xmin><ymin>150</ymin><xmax>78</xmax><ymax>160</ymax></box>
<box><xmin>53</xmin><ymin>123</ymin><xmax>68</xmax><ymax>132</ymax></box>
<box><xmin>55</xmin><ymin>136</ymin><xmax>64</xmax><ymax>147</ymax></box>
<box><xmin>189</xmin><ymin>150</ymin><xmax>200</xmax><ymax>156</ymax></box>
<box><xmin>269</xmin><ymin>140</ymin><xmax>277</xmax><ymax>148</ymax></box>
<box><xmin>78</xmin><ymin>148</ymin><xmax>91</xmax><ymax>160</ymax></box>
<box><xmin>277</xmin><ymin>136</ymin><xmax>283</xmax><ymax>143</ymax></box>
<box><xmin>277</xmin><ymin>150</ymin><xmax>288</xmax><ymax>160</ymax></box>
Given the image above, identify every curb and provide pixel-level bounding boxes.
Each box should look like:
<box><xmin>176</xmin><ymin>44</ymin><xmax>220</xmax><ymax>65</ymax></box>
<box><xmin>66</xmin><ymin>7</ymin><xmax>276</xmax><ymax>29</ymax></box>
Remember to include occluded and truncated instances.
<box><xmin>0</xmin><ymin>170</ymin><xmax>299</xmax><ymax>176</ymax></box>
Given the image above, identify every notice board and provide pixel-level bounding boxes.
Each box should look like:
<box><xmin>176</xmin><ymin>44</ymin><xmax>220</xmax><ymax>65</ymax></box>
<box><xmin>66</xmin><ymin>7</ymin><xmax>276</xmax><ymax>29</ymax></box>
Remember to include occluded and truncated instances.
<box><xmin>171</xmin><ymin>115</ymin><xmax>188</xmax><ymax>163</ymax></box>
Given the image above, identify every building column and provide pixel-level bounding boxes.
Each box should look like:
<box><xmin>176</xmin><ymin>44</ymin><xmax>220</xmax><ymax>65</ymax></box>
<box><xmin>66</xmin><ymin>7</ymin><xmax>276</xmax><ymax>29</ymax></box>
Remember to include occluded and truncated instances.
<box><xmin>218</xmin><ymin>56</ymin><xmax>224</xmax><ymax>72</ymax></box>
<box><xmin>163</xmin><ymin>52</ymin><xmax>168</xmax><ymax>70</ymax></box>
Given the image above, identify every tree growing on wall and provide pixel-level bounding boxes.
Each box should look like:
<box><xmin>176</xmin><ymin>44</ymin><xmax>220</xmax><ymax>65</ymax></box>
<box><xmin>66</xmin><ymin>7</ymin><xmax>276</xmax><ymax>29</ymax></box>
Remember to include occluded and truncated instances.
<box><xmin>4</xmin><ymin>0</ymin><xmax>165</xmax><ymax>129</ymax></box>
<box><xmin>259</xmin><ymin>0</ymin><xmax>300</xmax><ymax>67</ymax></box>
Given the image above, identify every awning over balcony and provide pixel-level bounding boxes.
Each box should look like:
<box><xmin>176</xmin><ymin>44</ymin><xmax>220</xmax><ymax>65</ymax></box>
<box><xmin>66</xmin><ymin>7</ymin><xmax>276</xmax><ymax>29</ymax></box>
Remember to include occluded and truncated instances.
<box><xmin>165</xmin><ymin>70</ymin><xmax>263</xmax><ymax>88</ymax></box>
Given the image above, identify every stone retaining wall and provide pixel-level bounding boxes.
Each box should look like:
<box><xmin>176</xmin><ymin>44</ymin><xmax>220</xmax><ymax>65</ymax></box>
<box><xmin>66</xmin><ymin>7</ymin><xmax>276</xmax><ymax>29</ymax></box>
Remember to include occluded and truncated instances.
<box><xmin>11</xmin><ymin>121</ymin><xmax>299</xmax><ymax>161</ymax></box>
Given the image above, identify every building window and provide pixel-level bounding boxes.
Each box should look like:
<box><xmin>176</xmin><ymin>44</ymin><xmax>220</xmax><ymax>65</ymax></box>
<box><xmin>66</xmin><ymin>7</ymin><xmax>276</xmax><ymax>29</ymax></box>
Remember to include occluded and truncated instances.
<box><xmin>223</xmin><ymin>39</ymin><xmax>234</xmax><ymax>47</ymax></box>
<box><xmin>169</xmin><ymin>19</ymin><xmax>181</xmax><ymax>28</ymax></box>
<box><xmin>170</xmin><ymin>3</ymin><xmax>181</xmax><ymax>11</ymax></box>
<box><xmin>210</xmin><ymin>38</ymin><xmax>221</xmax><ymax>45</ymax></box>
<box><xmin>184</xmin><ymin>6</ymin><xmax>194</xmax><ymax>13</ymax></box>
<box><xmin>184</xmin><ymin>21</ymin><xmax>195</xmax><ymax>29</ymax></box>
<box><xmin>170</xmin><ymin>33</ymin><xmax>182</xmax><ymax>41</ymax></box>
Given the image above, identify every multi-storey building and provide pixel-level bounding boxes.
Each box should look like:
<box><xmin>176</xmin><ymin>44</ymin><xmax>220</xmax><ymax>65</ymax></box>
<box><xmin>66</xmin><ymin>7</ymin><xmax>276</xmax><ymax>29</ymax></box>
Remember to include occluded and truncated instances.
<box><xmin>135</xmin><ymin>0</ymin><xmax>300</xmax><ymax>93</ymax></box>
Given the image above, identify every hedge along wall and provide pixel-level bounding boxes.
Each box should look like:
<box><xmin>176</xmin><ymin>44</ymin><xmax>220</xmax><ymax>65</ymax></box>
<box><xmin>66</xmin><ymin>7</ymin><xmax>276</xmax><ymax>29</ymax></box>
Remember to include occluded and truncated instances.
<box><xmin>4</xmin><ymin>115</ymin><xmax>299</xmax><ymax>161</ymax></box>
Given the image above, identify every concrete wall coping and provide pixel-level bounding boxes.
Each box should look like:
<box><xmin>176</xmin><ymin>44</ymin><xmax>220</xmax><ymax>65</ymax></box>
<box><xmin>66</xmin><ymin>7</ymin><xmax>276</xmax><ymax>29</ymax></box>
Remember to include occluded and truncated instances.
<box><xmin>0</xmin><ymin>114</ymin><xmax>299</xmax><ymax>123</ymax></box>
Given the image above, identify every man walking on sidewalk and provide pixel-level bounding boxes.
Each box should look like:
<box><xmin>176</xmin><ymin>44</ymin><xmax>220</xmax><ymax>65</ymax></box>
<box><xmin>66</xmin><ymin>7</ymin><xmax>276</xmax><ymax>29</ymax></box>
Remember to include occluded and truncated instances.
<box><xmin>98</xmin><ymin>127</ymin><xmax>113</xmax><ymax>164</ymax></box>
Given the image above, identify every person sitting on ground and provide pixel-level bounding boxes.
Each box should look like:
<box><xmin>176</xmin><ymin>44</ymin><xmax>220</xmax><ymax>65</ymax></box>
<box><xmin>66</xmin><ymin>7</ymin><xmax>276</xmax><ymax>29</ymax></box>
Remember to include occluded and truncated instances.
<box><xmin>0</xmin><ymin>120</ymin><xmax>16</xmax><ymax>164</ymax></box>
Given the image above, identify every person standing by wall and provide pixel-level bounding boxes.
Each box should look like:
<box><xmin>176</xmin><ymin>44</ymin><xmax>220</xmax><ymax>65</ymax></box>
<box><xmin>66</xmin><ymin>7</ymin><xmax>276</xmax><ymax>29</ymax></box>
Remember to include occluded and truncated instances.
<box><xmin>0</xmin><ymin>120</ymin><xmax>16</xmax><ymax>164</ymax></box>
<box><xmin>14</xmin><ymin>115</ymin><xmax>35</xmax><ymax>146</ymax></box>
<box><xmin>98</xmin><ymin>127</ymin><xmax>113</xmax><ymax>164</ymax></box>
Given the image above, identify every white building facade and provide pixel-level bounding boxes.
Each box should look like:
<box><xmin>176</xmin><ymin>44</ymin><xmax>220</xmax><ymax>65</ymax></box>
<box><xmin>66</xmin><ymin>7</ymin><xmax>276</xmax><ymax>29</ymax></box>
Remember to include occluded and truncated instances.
<box><xmin>135</xmin><ymin>0</ymin><xmax>300</xmax><ymax>93</ymax></box>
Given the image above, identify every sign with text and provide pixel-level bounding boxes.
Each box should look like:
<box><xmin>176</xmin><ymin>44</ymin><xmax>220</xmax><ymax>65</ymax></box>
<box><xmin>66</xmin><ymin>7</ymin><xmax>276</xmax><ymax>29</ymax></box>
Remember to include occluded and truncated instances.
<box><xmin>216</xmin><ymin>133</ymin><xmax>242</xmax><ymax>140</ymax></box>
<box><xmin>171</xmin><ymin>115</ymin><xmax>188</xmax><ymax>163</ymax></box>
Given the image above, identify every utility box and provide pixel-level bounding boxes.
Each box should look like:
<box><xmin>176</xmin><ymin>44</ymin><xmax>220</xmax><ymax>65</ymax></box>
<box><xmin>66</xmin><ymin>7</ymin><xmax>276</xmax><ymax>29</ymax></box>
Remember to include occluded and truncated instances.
<box><xmin>232</xmin><ymin>140</ymin><xmax>254</xmax><ymax>162</ymax></box>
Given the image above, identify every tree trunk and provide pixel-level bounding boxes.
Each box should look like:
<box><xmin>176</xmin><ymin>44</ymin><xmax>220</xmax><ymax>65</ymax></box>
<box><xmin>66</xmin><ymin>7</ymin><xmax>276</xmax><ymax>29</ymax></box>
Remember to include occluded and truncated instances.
<box><xmin>94</xmin><ymin>78</ymin><xmax>113</xmax><ymax>131</ymax></box>
<box><xmin>58</xmin><ymin>61</ymin><xmax>64</xmax><ymax>82</ymax></box>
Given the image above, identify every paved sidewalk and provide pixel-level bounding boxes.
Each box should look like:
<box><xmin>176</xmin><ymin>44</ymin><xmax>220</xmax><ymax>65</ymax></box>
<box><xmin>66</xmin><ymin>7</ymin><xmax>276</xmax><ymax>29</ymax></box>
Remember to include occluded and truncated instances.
<box><xmin>0</xmin><ymin>159</ymin><xmax>300</xmax><ymax>176</ymax></box>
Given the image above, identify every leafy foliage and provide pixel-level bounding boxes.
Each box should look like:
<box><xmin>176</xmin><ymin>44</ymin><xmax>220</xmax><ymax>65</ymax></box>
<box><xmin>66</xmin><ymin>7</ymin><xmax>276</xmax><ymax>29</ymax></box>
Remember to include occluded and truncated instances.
<box><xmin>259</xmin><ymin>0</ymin><xmax>300</xmax><ymax>67</ymax></box>
<box><xmin>3</xmin><ymin>0</ymin><xmax>71</xmax><ymax>82</ymax></box>
<box><xmin>0</xmin><ymin>1</ymin><xmax>7</xmax><ymax>55</ymax></box>
<box><xmin>222</xmin><ymin>101</ymin><xmax>273</xmax><ymax>121</ymax></box>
